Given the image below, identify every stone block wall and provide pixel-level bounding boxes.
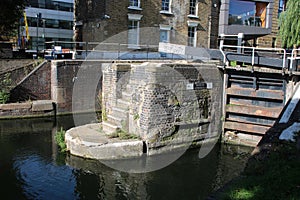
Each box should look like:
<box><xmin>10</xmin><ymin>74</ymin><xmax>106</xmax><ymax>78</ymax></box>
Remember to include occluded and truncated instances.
<box><xmin>0</xmin><ymin>100</ymin><xmax>55</xmax><ymax>119</ymax></box>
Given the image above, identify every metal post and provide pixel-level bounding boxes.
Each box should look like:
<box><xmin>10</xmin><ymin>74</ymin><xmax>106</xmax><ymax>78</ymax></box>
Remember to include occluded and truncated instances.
<box><xmin>237</xmin><ymin>33</ymin><xmax>244</xmax><ymax>54</ymax></box>
<box><xmin>118</xmin><ymin>43</ymin><xmax>120</xmax><ymax>60</ymax></box>
<box><xmin>36</xmin><ymin>13</ymin><xmax>42</xmax><ymax>55</ymax></box>
<box><xmin>36</xmin><ymin>14</ymin><xmax>39</xmax><ymax>54</ymax></box>
<box><xmin>219</xmin><ymin>34</ymin><xmax>227</xmax><ymax>66</ymax></box>
<box><xmin>147</xmin><ymin>45</ymin><xmax>149</xmax><ymax>61</ymax></box>
<box><xmin>85</xmin><ymin>41</ymin><xmax>88</xmax><ymax>59</ymax></box>
<box><xmin>42</xmin><ymin>19</ymin><xmax>46</xmax><ymax>55</ymax></box>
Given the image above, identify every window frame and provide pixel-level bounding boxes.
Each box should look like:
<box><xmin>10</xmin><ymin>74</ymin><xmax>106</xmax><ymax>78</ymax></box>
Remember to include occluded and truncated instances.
<box><xmin>159</xmin><ymin>25</ymin><xmax>172</xmax><ymax>43</ymax></box>
<box><xmin>128</xmin><ymin>0</ymin><xmax>142</xmax><ymax>10</ymax></box>
<box><xmin>160</xmin><ymin>0</ymin><xmax>173</xmax><ymax>14</ymax></box>
<box><xmin>188</xmin><ymin>0</ymin><xmax>199</xmax><ymax>18</ymax></box>
<box><xmin>187</xmin><ymin>26</ymin><xmax>197</xmax><ymax>47</ymax></box>
<box><xmin>127</xmin><ymin>14</ymin><xmax>143</xmax><ymax>49</ymax></box>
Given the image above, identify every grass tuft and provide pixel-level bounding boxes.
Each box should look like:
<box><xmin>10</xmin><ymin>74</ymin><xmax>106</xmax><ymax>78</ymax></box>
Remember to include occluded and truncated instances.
<box><xmin>109</xmin><ymin>128</ymin><xmax>140</xmax><ymax>140</ymax></box>
<box><xmin>55</xmin><ymin>127</ymin><xmax>67</xmax><ymax>152</ymax></box>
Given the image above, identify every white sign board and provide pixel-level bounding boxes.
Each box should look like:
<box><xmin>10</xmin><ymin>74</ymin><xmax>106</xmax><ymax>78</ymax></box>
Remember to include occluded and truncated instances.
<box><xmin>207</xmin><ymin>82</ymin><xmax>213</xmax><ymax>89</ymax></box>
<box><xmin>186</xmin><ymin>83</ymin><xmax>194</xmax><ymax>90</ymax></box>
<box><xmin>159</xmin><ymin>42</ymin><xmax>186</xmax><ymax>55</ymax></box>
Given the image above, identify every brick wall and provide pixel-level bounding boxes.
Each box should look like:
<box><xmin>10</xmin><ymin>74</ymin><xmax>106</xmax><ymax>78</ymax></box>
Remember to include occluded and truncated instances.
<box><xmin>103</xmin><ymin>61</ymin><xmax>223</xmax><ymax>153</ymax></box>
<box><xmin>3</xmin><ymin>60</ymin><xmax>103</xmax><ymax>117</ymax></box>
<box><xmin>257</xmin><ymin>0</ymin><xmax>281</xmax><ymax>48</ymax></box>
<box><xmin>75</xmin><ymin>0</ymin><xmax>219</xmax><ymax>49</ymax></box>
<box><xmin>51</xmin><ymin>61</ymin><xmax>103</xmax><ymax>113</ymax></box>
<box><xmin>10</xmin><ymin>61</ymin><xmax>52</xmax><ymax>102</ymax></box>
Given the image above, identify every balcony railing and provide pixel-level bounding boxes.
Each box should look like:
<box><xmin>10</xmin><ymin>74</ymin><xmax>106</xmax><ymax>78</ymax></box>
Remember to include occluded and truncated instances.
<box><xmin>229</xmin><ymin>14</ymin><xmax>263</xmax><ymax>27</ymax></box>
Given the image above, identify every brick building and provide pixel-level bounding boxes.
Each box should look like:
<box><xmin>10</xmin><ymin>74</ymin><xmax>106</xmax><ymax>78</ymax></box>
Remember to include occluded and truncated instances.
<box><xmin>74</xmin><ymin>0</ymin><xmax>287</xmax><ymax>50</ymax></box>
<box><xmin>257</xmin><ymin>0</ymin><xmax>286</xmax><ymax>47</ymax></box>
<box><xmin>74</xmin><ymin>0</ymin><xmax>220</xmax><ymax>49</ymax></box>
<box><xmin>219</xmin><ymin>0</ymin><xmax>289</xmax><ymax>48</ymax></box>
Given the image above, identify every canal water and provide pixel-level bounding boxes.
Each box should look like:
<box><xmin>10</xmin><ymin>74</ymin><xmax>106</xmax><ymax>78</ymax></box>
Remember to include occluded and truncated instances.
<box><xmin>0</xmin><ymin>115</ymin><xmax>252</xmax><ymax>200</ymax></box>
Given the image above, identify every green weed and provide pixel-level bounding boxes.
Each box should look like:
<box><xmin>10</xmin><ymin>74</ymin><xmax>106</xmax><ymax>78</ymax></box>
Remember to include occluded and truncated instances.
<box><xmin>55</xmin><ymin>127</ymin><xmax>67</xmax><ymax>152</ymax></box>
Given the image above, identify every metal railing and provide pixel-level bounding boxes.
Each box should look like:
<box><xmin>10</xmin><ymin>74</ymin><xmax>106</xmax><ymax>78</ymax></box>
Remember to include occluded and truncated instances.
<box><xmin>288</xmin><ymin>49</ymin><xmax>300</xmax><ymax>73</ymax></box>
<box><xmin>219</xmin><ymin>44</ymin><xmax>287</xmax><ymax>70</ymax></box>
<box><xmin>44</xmin><ymin>41</ymin><xmax>161</xmax><ymax>60</ymax></box>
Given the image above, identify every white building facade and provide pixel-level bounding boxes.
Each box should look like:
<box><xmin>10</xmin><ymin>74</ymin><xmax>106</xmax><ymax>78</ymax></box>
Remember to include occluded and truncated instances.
<box><xmin>23</xmin><ymin>0</ymin><xmax>74</xmax><ymax>51</ymax></box>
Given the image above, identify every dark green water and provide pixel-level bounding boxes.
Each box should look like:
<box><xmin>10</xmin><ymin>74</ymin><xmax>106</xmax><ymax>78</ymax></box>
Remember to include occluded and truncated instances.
<box><xmin>0</xmin><ymin>115</ymin><xmax>252</xmax><ymax>199</ymax></box>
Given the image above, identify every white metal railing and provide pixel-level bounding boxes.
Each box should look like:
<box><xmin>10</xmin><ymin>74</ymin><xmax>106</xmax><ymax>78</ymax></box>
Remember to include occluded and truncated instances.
<box><xmin>44</xmin><ymin>41</ymin><xmax>161</xmax><ymax>60</ymax></box>
<box><xmin>288</xmin><ymin>49</ymin><xmax>300</xmax><ymax>72</ymax></box>
<box><xmin>219</xmin><ymin>44</ymin><xmax>287</xmax><ymax>69</ymax></box>
<box><xmin>45</xmin><ymin>41</ymin><xmax>158</xmax><ymax>51</ymax></box>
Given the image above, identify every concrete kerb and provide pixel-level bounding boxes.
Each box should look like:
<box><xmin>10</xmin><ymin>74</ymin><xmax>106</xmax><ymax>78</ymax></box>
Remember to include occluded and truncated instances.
<box><xmin>65</xmin><ymin>123</ymin><xmax>144</xmax><ymax>160</ymax></box>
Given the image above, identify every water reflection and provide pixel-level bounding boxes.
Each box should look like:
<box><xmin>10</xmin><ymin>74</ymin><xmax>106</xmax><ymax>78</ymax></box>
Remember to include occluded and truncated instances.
<box><xmin>0</xmin><ymin>116</ymin><xmax>252</xmax><ymax>199</ymax></box>
<box><xmin>66</xmin><ymin>146</ymin><xmax>220</xmax><ymax>200</ymax></box>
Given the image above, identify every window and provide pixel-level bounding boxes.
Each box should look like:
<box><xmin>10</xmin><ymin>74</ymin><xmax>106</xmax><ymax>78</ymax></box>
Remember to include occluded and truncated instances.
<box><xmin>188</xmin><ymin>26</ymin><xmax>196</xmax><ymax>47</ymax></box>
<box><xmin>159</xmin><ymin>25</ymin><xmax>171</xmax><ymax>43</ymax></box>
<box><xmin>128</xmin><ymin>14</ymin><xmax>142</xmax><ymax>48</ymax></box>
<box><xmin>229</xmin><ymin>0</ymin><xmax>268</xmax><ymax>27</ymax></box>
<box><xmin>189</xmin><ymin>0</ymin><xmax>197</xmax><ymax>16</ymax></box>
<box><xmin>160</xmin><ymin>30</ymin><xmax>169</xmax><ymax>43</ymax></box>
<box><xmin>128</xmin><ymin>20</ymin><xmax>139</xmax><ymax>47</ymax></box>
<box><xmin>129</xmin><ymin>0</ymin><xmax>141</xmax><ymax>9</ymax></box>
<box><xmin>161</xmin><ymin>0</ymin><xmax>172</xmax><ymax>13</ymax></box>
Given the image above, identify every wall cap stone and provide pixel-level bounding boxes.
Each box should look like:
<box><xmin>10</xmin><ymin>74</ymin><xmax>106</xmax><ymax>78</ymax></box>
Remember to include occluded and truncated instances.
<box><xmin>0</xmin><ymin>102</ymin><xmax>32</xmax><ymax>110</ymax></box>
<box><xmin>32</xmin><ymin>100</ymin><xmax>54</xmax><ymax>111</ymax></box>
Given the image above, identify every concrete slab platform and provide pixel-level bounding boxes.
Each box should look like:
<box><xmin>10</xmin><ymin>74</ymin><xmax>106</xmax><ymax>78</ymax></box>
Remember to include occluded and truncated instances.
<box><xmin>65</xmin><ymin>123</ymin><xmax>144</xmax><ymax>160</ymax></box>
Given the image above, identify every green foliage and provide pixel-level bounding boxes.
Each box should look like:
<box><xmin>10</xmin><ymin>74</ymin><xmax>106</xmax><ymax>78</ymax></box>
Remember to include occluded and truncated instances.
<box><xmin>168</xmin><ymin>95</ymin><xmax>180</xmax><ymax>107</ymax></box>
<box><xmin>133</xmin><ymin>113</ymin><xmax>139</xmax><ymax>120</ymax></box>
<box><xmin>55</xmin><ymin>128</ymin><xmax>67</xmax><ymax>152</ymax></box>
<box><xmin>102</xmin><ymin>106</ymin><xmax>107</xmax><ymax>121</ymax></box>
<box><xmin>220</xmin><ymin>142</ymin><xmax>300</xmax><ymax>200</ymax></box>
<box><xmin>227</xmin><ymin>188</ymin><xmax>258</xmax><ymax>200</ymax></box>
<box><xmin>0</xmin><ymin>91</ymin><xmax>10</xmax><ymax>104</ymax></box>
<box><xmin>109</xmin><ymin>128</ymin><xmax>140</xmax><ymax>140</ymax></box>
<box><xmin>0</xmin><ymin>73</ymin><xmax>12</xmax><ymax>104</ymax></box>
<box><xmin>96</xmin><ymin>92</ymin><xmax>106</xmax><ymax>122</ymax></box>
<box><xmin>0</xmin><ymin>0</ymin><xmax>26</xmax><ymax>38</ymax></box>
<box><xmin>230</xmin><ymin>61</ymin><xmax>237</xmax><ymax>67</ymax></box>
<box><xmin>278</xmin><ymin>0</ymin><xmax>300</xmax><ymax>48</ymax></box>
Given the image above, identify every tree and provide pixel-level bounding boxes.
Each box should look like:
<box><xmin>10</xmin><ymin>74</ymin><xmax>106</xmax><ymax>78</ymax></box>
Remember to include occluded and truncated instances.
<box><xmin>278</xmin><ymin>0</ymin><xmax>300</xmax><ymax>48</ymax></box>
<box><xmin>0</xmin><ymin>0</ymin><xmax>27</xmax><ymax>40</ymax></box>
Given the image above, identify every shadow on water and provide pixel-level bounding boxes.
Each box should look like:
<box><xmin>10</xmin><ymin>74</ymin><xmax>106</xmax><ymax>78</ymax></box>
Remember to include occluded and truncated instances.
<box><xmin>0</xmin><ymin>115</ymin><xmax>253</xmax><ymax>199</ymax></box>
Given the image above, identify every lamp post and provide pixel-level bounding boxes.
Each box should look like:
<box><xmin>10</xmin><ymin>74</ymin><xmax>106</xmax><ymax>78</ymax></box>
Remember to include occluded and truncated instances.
<box><xmin>42</xmin><ymin>19</ymin><xmax>46</xmax><ymax>51</ymax></box>
<box><xmin>36</xmin><ymin>13</ymin><xmax>42</xmax><ymax>54</ymax></box>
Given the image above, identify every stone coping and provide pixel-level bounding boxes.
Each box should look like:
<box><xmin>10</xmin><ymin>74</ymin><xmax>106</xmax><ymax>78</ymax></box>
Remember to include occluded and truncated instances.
<box><xmin>65</xmin><ymin>123</ymin><xmax>144</xmax><ymax>160</ymax></box>
<box><xmin>0</xmin><ymin>100</ymin><xmax>54</xmax><ymax>111</ymax></box>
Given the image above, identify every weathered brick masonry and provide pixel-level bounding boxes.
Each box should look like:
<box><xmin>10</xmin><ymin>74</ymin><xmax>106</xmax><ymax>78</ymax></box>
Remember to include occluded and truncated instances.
<box><xmin>75</xmin><ymin>0</ymin><xmax>220</xmax><ymax>49</ymax></box>
<box><xmin>103</xmin><ymin>61</ymin><xmax>223</xmax><ymax>154</ymax></box>
<box><xmin>51</xmin><ymin>61</ymin><xmax>103</xmax><ymax>113</ymax></box>
<box><xmin>10</xmin><ymin>61</ymin><xmax>52</xmax><ymax>102</ymax></box>
<box><xmin>8</xmin><ymin>60</ymin><xmax>103</xmax><ymax>115</ymax></box>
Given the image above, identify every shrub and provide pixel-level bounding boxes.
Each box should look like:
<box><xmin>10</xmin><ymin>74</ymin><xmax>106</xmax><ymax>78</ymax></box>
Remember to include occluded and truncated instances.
<box><xmin>0</xmin><ymin>73</ymin><xmax>11</xmax><ymax>104</ymax></box>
